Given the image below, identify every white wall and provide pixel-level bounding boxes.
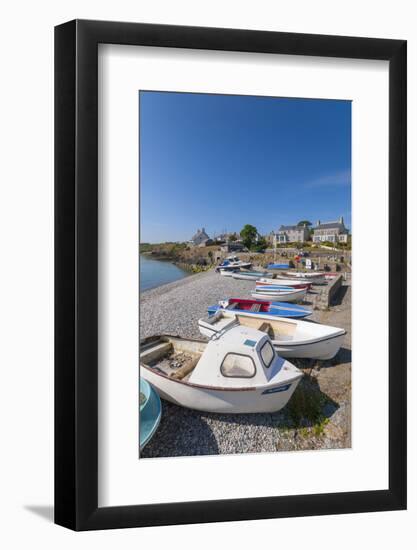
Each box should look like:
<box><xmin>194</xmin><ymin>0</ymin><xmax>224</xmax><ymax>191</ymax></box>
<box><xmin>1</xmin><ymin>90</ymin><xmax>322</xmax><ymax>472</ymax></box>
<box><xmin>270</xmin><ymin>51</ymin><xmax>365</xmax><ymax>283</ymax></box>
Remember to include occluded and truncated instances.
<box><xmin>0</xmin><ymin>0</ymin><xmax>415</xmax><ymax>548</ymax></box>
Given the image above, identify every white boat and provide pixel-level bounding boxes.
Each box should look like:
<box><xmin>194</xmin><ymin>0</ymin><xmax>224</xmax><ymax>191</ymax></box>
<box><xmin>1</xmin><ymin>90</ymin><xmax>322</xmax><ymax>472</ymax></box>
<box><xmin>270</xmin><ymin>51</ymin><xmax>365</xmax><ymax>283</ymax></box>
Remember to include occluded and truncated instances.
<box><xmin>215</xmin><ymin>256</ymin><xmax>252</xmax><ymax>272</ymax></box>
<box><xmin>140</xmin><ymin>326</ymin><xmax>303</xmax><ymax>414</ymax></box>
<box><xmin>219</xmin><ymin>268</ymin><xmax>238</xmax><ymax>277</ymax></box>
<box><xmin>275</xmin><ymin>272</ymin><xmax>326</xmax><ymax>285</ymax></box>
<box><xmin>208</xmin><ymin>298</ymin><xmax>312</xmax><ymax>319</ymax></box>
<box><xmin>287</xmin><ymin>271</ymin><xmax>326</xmax><ymax>278</ymax></box>
<box><xmin>256</xmin><ymin>277</ymin><xmax>312</xmax><ymax>289</ymax></box>
<box><xmin>232</xmin><ymin>271</ymin><xmax>272</xmax><ymax>280</ymax></box>
<box><xmin>252</xmin><ymin>287</ymin><xmax>307</xmax><ymax>302</ymax></box>
<box><xmin>198</xmin><ymin>310</ymin><xmax>346</xmax><ymax>360</ymax></box>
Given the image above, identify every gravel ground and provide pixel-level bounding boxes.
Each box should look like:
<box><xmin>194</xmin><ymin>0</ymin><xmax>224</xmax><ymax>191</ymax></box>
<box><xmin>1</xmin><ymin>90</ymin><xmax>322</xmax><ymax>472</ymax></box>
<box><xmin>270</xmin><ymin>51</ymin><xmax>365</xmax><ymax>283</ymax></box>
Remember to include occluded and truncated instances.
<box><xmin>140</xmin><ymin>269</ymin><xmax>351</xmax><ymax>458</ymax></box>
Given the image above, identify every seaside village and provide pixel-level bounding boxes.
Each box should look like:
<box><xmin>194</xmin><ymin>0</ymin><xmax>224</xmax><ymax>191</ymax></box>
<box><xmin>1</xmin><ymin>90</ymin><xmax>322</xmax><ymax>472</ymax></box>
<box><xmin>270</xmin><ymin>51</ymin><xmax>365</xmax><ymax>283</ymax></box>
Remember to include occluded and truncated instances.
<box><xmin>139</xmin><ymin>217</ymin><xmax>352</xmax><ymax>457</ymax></box>
<box><xmin>189</xmin><ymin>216</ymin><xmax>349</xmax><ymax>253</ymax></box>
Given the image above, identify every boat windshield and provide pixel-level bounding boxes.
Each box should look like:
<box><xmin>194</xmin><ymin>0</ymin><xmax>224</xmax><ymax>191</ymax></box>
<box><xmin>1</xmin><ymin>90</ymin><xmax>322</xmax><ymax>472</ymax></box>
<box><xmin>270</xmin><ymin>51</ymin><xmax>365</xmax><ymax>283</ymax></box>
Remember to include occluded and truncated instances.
<box><xmin>220</xmin><ymin>353</ymin><xmax>256</xmax><ymax>378</ymax></box>
<box><xmin>260</xmin><ymin>341</ymin><xmax>275</xmax><ymax>368</ymax></box>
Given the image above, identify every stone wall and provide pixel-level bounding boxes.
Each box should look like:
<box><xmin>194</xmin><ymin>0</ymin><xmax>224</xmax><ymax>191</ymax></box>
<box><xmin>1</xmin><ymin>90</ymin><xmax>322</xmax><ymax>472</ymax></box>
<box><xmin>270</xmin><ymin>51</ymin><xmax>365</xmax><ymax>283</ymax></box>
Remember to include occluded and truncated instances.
<box><xmin>313</xmin><ymin>274</ymin><xmax>344</xmax><ymax>310</ymax></box>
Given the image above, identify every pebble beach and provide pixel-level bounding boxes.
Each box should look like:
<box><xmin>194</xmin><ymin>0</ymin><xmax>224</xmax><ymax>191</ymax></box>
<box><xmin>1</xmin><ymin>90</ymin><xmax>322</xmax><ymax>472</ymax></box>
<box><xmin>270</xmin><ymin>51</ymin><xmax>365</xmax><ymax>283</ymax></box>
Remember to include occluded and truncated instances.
<box><xmin>140</xmin><ymin>269</ymin><xmax>351</xmax><ymax>458</ymax></box>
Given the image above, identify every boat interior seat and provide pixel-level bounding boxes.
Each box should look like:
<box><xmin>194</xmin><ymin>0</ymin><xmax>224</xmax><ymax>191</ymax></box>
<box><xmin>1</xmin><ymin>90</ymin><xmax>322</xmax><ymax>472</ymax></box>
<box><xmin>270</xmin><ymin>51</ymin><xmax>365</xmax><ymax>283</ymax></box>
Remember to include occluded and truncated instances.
<box><xmin>258</xmin><ymin>322</ymin><xmax>274</xmax><ymax>338</ymax></box>
<box><xmin>169</xmin><ymin>359</ymin><xmax>198</xmax><ymax>381</ymax></box>
<box><xmin>140</xmin><ymin>341</ymin><xmax>173</xmax><ymax>364</ymax></box>
<box><xmin>250</xmin><ymin>304</ymin><xmax>262</xmax><ymax>312</ymax></box>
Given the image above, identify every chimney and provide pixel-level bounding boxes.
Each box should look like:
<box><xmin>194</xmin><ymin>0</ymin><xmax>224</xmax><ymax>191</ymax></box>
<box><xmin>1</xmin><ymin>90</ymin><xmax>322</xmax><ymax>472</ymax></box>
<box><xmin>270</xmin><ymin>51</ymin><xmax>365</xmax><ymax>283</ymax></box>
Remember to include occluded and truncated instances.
<box><xmin>339</xmin><ymin>216</ymin><xmax>344</xmax><ymax>225</ymax></box>
<box><xmin>316</xmin><ymin>220</ymin><xmax>320</xmax><ymax>227</ymax></box>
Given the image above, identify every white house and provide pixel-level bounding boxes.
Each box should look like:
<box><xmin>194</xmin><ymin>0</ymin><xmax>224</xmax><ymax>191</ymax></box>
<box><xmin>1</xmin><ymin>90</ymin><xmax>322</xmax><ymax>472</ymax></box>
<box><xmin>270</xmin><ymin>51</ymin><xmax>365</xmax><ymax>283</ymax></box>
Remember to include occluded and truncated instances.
<box><xmin>312</xmin><ymin>217</ymin><xmax>349</xmax><ymax>243</ymax></box>
<box><xmin>276</xmin><ymin>224</ymin><xmax>310</xmax><ymax>243</ymax></box>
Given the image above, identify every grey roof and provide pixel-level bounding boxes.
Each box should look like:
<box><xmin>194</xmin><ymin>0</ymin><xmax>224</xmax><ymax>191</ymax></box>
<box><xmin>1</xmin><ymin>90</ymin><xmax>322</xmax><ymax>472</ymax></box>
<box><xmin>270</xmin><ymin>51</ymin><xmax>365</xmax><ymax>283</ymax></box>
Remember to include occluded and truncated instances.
<box><xmin>190</xmin><ymin>228</ymin><xmax>210</xmax><ymax>242</ymax></box>
<box><xmin>314</xmin><ymin>222</ymin><xmax>345</xmax><ymax>230</ymax></box>
<box><xmin>278</xmin><ymin>225</ymin><xmax>307</xmax><ymax>232</ymax></box>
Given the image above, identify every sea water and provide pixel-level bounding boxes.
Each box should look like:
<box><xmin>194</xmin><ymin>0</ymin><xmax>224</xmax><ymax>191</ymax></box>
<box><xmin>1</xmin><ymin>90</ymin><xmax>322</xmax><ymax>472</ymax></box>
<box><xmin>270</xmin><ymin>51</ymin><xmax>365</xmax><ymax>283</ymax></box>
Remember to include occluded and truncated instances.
<box><xmin>140</xmin><ymin>254</ymin><xmax>188</xmax><ymax>291</ymax></box>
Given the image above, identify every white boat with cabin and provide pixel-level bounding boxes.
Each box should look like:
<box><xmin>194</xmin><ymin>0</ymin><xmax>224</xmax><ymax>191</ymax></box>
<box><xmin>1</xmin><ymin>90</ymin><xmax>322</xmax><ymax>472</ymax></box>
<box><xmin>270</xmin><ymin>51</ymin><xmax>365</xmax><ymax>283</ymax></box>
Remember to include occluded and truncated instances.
<box><xmin>215</xmin><ymin>256</ymin><xmax>252</xmax><ymax>272</ymax></box>
<box><xmin>140</xmin><ymin>326</ymin><xmax>303</xmax><ymax>413</ymax></box>
<box><xmin>198</xmin><ymin>310</ymin><xmax>346</xmax><ymax>360</ymax></box>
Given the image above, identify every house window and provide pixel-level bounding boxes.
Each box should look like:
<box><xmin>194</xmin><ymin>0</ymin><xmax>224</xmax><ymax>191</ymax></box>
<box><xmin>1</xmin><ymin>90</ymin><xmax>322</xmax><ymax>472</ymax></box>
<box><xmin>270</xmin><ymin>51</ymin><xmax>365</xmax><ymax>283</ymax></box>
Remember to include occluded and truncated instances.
<box><xmin>221</xmin><ymin>353</ymin><xmax>256</xmax><ymax>378</ymax></box>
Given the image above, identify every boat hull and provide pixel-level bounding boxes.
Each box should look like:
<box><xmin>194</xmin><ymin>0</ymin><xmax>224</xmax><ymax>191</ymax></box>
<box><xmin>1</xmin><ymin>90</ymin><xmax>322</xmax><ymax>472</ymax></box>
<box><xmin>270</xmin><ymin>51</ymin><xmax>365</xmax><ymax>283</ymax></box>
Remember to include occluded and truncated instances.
<box><xmin>276</xmin><ymin>272</ymin><xmax>326</xmax><ymax>284</ymax></box>
<box><xmin>139</xmin><ymin>378</ymin><xmax>162</xmax><ymax>450</ymax></box>
<box><xmin>199</xmin><ymin>314</ymin><xmax>345</xmax><ymax>360</ymax></box>
<box><xmin>232</xmin><ymin>271</ymin><xmax>272</xmax><ymax>280</ymax></box>
<box><xmin>267</xmin><ymin>263</ymin><xmax>290</xmax><ymax>269</ymax></box>
<box><xmin>252</xmin><ymin>287</ymin><xmax>307</xmax><ymax>302</ymax></box>
<box><xmin>141</xmin><ymin>366</ymin><xmax>302</xmax><ymax>413</ymax></box>
<box><xmin>208</xmin><ymin>299</ymin><xmax>312</xmax><ymax>318</ymax></box>
<box><xmin>256</xmin><ymin>278</ymin><xmax>312</xmax><ymax>289</ymax></box>
<box><xmin>219</xmin><ymin>269</ymin><xmax>237</xmax><ymax>276</ymax></box>
<box><xmin>216</xmin><ymin>261</ymin><xmax>252</xmax><ymax>272</ymax></box>
<box><xmin>255</xmin><ymin>284</ymin><xmax>308</xmax><ymax>291</ymax></box>
<box><xmin>270</xmin><ymin>333</ymin><xmax>345</xmax><ymax>359</ymax></box>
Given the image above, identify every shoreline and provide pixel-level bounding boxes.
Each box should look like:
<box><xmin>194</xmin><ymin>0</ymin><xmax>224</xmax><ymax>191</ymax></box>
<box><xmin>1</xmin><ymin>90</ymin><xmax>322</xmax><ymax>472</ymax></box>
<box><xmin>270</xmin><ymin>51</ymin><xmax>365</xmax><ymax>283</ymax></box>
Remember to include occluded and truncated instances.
<box><xmin>140</xmin><ymin>268</ymin><xmax>212</xmax><ymax>300</ymax></box>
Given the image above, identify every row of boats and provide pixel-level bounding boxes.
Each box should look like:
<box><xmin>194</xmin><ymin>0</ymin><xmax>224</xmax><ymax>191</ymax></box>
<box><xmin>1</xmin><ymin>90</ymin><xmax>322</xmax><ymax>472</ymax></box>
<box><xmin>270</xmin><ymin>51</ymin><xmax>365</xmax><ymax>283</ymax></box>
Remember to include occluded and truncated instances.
<box><xmin>139</xmin><ymin>264</ymin><xmax>345</xmax><ymax>449</ymax></box>
<box><xmin>140</xmin><ymin>258</ymin><xmax>346</xmax><ymax>449</ymax></box>
<box><xmin>220</xmin><ymin>268</ymin><xmax>327</xmax><ymax>284</ymax></box>
<box><xmin>222</xmin><ymin>265</ymin><xmax>328</xmax><ymax>303</ymax></box>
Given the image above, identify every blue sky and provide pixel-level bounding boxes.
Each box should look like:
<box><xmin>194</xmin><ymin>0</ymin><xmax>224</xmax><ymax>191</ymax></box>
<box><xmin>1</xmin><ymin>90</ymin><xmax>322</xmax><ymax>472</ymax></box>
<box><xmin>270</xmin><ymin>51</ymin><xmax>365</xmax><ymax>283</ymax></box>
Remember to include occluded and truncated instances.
<box><xmin>140</xmin><ymin>91</ymin><xmax>351</xmax><ymax>243</ymax></box>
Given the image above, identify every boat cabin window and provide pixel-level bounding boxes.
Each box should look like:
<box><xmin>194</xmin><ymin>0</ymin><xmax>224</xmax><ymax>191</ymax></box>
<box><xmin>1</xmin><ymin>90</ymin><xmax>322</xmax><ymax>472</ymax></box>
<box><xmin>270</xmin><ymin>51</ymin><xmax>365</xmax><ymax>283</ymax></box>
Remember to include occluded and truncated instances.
<box><xmin>260</xmin><ymin>341</ymin><xmax>275</xmax><ymax>368</ymax></box>
<box><xmin>220</xmin><ymin>353</ymin><xmax>256</xmax><ymax>378</ymax></box>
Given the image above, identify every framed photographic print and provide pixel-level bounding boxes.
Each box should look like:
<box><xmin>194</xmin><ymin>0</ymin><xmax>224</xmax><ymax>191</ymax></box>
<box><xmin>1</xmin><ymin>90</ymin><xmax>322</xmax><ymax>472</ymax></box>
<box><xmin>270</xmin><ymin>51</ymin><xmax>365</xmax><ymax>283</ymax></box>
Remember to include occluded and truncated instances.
<box><xmin>55</xmin><ymin>20</ymin><xmax>407</xmax><ymax>530</ymax></box>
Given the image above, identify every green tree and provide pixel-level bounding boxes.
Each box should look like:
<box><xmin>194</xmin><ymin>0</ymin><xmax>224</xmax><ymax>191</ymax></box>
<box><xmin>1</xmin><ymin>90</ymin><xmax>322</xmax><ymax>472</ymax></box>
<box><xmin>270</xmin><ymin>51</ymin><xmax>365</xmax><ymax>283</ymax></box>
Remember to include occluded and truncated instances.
<box><xmin>252</xmin><ymin>236</ymin><xmax>268</xmax><ymax>252</ymax></box>
<box><xmin>240</xmin><ymin>224</ymin><xmax>258</xmax><ymax>249</ymax></box>
<box><xmin>228</xmin><ymin>232</ymin><xmax>237</xmax><ymax>242</ymax></box>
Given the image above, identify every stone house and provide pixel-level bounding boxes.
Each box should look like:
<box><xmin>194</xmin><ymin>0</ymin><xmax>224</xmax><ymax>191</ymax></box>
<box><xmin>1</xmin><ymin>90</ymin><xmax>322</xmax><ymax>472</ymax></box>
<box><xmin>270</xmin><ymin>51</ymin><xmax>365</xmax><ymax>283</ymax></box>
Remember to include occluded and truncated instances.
<box><xmin>276</xmin><ymin>224</ymin><xmax>310</xmax><ymax>243</ymax></box>
<box><xmin>312</xmin><ymin>216</ymin><xmax>349</xmax><ymax>243</ymax></box>
<box><xmin>189</xmin><ymin>227</ymin><xmax>211</xmax><ymax>247</ymax></box>
<box><xmin>266</xmin><ymin>231</ymin><xmax>276</xmax><ymax>245</ymax></box>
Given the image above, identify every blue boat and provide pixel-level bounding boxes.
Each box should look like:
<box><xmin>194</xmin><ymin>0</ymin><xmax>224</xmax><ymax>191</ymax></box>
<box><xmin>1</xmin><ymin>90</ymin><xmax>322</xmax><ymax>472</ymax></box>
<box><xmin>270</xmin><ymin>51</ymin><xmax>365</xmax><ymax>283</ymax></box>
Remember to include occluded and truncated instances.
<box><xmin>139</xmin><ymin>378</ymin><xmax>162</xmax><ymax>450</ymax></box>
<box><xmin>267</xmin><ymin>263</ymin><xmax>290</xmax><ymax>269</ymax></box>
<box><xmin>207</xmin><ymin>298</ymin><xmax>312</xmax><ymax>319</ymax></box>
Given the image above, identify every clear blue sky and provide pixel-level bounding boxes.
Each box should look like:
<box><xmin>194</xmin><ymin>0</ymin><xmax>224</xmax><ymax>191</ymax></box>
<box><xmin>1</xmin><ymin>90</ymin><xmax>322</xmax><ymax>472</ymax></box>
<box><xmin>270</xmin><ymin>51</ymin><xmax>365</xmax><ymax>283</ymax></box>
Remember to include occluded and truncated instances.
<box><xmin>140</xmin><ymin>91</ymin><xmax>351</xmax><ymax>243</ymax></box>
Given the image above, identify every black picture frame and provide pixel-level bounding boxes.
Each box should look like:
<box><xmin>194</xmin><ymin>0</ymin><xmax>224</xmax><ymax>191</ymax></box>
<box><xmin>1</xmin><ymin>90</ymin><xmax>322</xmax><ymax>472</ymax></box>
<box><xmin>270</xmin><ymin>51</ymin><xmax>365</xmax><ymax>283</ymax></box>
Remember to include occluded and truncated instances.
<box><xmin>55</xmin><ymin>19</ymin><xmax>407</xmax><ymax>531</ymax></box>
